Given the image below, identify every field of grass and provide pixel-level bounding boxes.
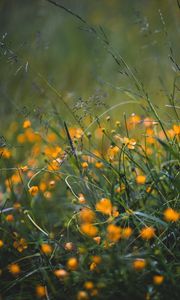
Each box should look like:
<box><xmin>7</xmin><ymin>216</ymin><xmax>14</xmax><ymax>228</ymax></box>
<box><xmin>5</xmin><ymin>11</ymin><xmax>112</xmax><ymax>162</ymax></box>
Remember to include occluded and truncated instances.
<box><xmin>0</xmin><ymin>1</ymin><xmax>180</xmax><ymax>299</ymax></box>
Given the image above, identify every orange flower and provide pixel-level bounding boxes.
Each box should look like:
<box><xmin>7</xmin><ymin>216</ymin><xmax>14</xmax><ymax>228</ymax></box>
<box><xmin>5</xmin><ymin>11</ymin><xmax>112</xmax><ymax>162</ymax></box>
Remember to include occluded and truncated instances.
<box><xmin>84</xmin><ymin>281</ymin><xmax>94</xmax><ymax>290</ymax></box>
<box><xmin>13</xmin><ymin>202</ymin><xmax>21</xmax><ymax>210</ymax></box>
<box><xmin>8</xmin><ymin>263</ymin><xmax>21</xmax><ymax>275</ymax></box>
<box><xmin>67</xmin><ymin>257</ymin><xmax>78</xmax><ymax>270</ymax></box>
<box><xmin>47</xmin><ymin>132</ymin><xmax>57</xmax><ymax>143</ymax></box>
<box><xmin>143</xmin><ymin>117</ymin><xmax>156</xmax><ymax>128</ymax></box>
<box><xmin>25</xmin><ymin>128</ymin><xmax>41</xmax><ymax>143</ymax></box>
<box><xmin>112</xmin><ymin>206</ymin><xmax>119</xmax><ymax>218</ymax></box>
<box><xmin>44</xmin><ymin>146</ymin><xmax>62</xmax><ymax>158</ymax></box>
<box><xmin>153</xmin><ymin>275</ymin><xmax>164</xmax><ymax>285</ymax></box>
<box><xmin>29</xmin><ymin>185</ymin><xmax>39</xmax><ymax>196</ymax></box>
<box><xmin>1</xmin><ymin>148</ymin><xmax>11</xmax><ymax>159</ymax></box>
<box><xmin>136</xmin><ymin>175</ymin><xmax>146</xmax><ymax>185</ymax></box>
<box><xmin>41</xmin><ymin>243</ymin><xmax>53</xmax><ymax>255</ymax></box>
<box><xmin>173</xmin><ymin>124</ymin><xmax>180</xmax><ymax>135</ymax></box>
<box><xmin>48</xmin><ymin>159</ymin><xmax>60</xmax><ymax>171</ymax></box>
<box><xmin>6</xmin><ymin>214</ymin><xmax>14</xmax><ymax>222</ymax></box>
<box><xmin>81</xmin><ymin>223</ymin><xmax>98</xmax><ymax>237</ymax></box>
<box><xmin>115</xmin><ymin>184</ymin><xmax>125</xmax><ymax>193</ymax></box>
<box><xmin>96</xmin><ymin>198</ymin><xmax>112</xmax><ymax>215</ymax></box>
<box><xmin>64</xmin><ymin>242</ymin><xmax>74</xmax><ymax>251</ymax></box>
<box><xmin>20</xmin><ymin>165</ymin><xmax>28</xmax><ymax>172</ymax></box>
<box><xmin>78</xmin><ymin>193</ymin><xmax>86</xmax><ymax>204</ymax></box>
<box><xmin>69</xmin><ymin>128</ymin><xmax>83</xmax><ymax>139</ymax></box>
<box><xmin>17</xmin><ymin>133</ymin><xmax>26</xmax><ymax>144</ymax></box>
<box><xmin>146</xmin><ymin>128</ymin><xmax>155</xmax><ymax>144</ymax></box>
<box><xmin>23</xmin><ymin>119</ymin><xmax>31</xmax><ymax>129</ymax></box>
<box><xmin>107</xmin><ymin>145</ymin><xmax>120</xmax><ymax>159</ymax></box>
<box><xmin>107</xmin><ymin>224</ymin><xmax>121</xmax><ymax>242</ymax></box>
<box><xmin>133</xmin><ymin>259</ymin><xmax>146</xmax><ymax>270</ymax></box>
<box><xmin>121</xmin><ymin>227</ymin><xmax>133</xmax><ymax>239</ymax></box>
<box><xmin>122</xmin><ymin>137</ymin><xmax>136</xmax><ymax>149</ymax></box>
<box><xmin>54</xmin><ymin>269</ymin><xmax>68</xmax><ymax>279</ymax></box>
<box><xmin>127</xmin><ymin>114</ymin><xmax>141</xmax><ymax>129</ymax></box>
<box><xmin>93</xmin><ymin>236</ymin><xmax>101</xmax><ymax>244</ymax></box>
<box><xmin>13</xmin><ymin>238</ymin><xmax>28</xmax><ymax>252</ymax></box>
<box><xmin>0</xmin><ymin>240</ymin><xmax>4</xmax><ymax>248</ymax></box>
<box><xmin>77</xmin><ymin>291</ymin><xmax>89</xmax><ymax>300</ymax></box>
<box><xmin>163</xmin><ymin>208</ymin><xmax>179</xmax><ymax>222</ymax></box>
<box><xmin>79</xmin><ymin>208</ymin><xmax>96</xmax><ymax>223</ymax></box>
<box><xmin>95</xmin><ymin>161</ymin><xmax>104</xmax><ymax>169</ymax></box>
<box><xmin>39</xmin><ymin>182</ymin><xmax>47</xmax><ymax>192</ymax></box>
<box><xmin>140</xmin><ymin>226</ymin><xmax>155</xmax><ymax>240</ymax></box>
<box><xmin>92</xmin><ymin>255</ymin><xmax>102</xmax><ymax>264</ymax></box>
<box><xmin>36</xmin><ymin>285</ymin><xmax>46</xmax><ymax>298</ymax></box>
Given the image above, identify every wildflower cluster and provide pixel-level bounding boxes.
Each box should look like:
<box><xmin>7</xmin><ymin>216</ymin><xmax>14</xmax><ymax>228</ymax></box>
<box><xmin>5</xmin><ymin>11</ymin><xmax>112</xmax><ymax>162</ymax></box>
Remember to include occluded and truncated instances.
<box><xmin>0</xmin><ymin>111</ymin><xmax>179</xmax><ymax>300</ymax></box>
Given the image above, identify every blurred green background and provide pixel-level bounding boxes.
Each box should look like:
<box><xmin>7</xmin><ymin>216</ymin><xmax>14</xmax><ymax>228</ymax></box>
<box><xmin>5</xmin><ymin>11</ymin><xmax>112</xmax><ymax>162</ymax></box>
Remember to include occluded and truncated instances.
<box><xmin>0</xmin><ymin>0</ymin><xmax>179</xmax><ymax>129</ymax></box>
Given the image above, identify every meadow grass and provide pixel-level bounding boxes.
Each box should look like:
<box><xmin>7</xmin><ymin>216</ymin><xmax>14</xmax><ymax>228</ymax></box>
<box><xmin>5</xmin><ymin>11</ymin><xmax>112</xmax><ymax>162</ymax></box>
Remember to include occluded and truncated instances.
<box><xmin>0</xmin><ymin>1</ymin><xmax>180</xmax><ymax>300</ymax></box>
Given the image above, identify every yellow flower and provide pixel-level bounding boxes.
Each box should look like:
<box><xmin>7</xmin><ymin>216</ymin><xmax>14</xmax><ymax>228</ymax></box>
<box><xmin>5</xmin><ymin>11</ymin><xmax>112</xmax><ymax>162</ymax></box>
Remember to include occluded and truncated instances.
<box><xmin>96</xmin><ymin>198</ymin><xmax>112</xmax><ymax>215</ymax></box>
<box><xmin>153</xmin><ymin>275</ymin><xmax>164</xmax><ymax>285</ymax></box>
<box><xmin>36</xmin><ymin>285</ymin><xmax>46</xmax><ymax>298</ymax></box>
<box><xmin>0</xmin><ymin>240</ymin><xmax>4</xmax><ymax>248</ymax></box>
<box><xmin>67</xmin><ymin>257</ymin><xmax>78</xmax><ymax>270</ymax></box>
<box><xmin>136</xmin><ymin>175</ymin><xmax>146</xmax><ymax>185</ymax></box>
<box><xmin>107</xmin><ymin>224</ymin><xmax>121</xmax><ymax>242</ymax></box>
<box><xmin>8</xmin><ymin>263</ymin><xmax>21</xmax><ymax>275</ymax></box>
<box><xmin>13</xmin><ymin>238</ymin><xmax>28</xmax><ymax>252</ymax></box>
<box><xmin>163</xmin><ymin>208</ymin><xmax>179</xmax><ymax>222</ymax></box>
<box><xmin>127</xmin><ymin>114</ymin><xmax>141</xmax><ymax>129</ymax></box>
<box><xmin>140</xmin><ymin>226</ymin><xmax>155</xmax><ymax>240</ymax></box>
<box><xmin>133</xmin><ymin>259</ymin><xmax>146</xmax><ymax>270</ymax></box>
<box><xmin>107</xmin><ymin>145</ymin><xmax>120</xmax><ymax>159</ymax></box>
<box><xmin>23</xmin><ymin>119</ymin><xmax>31</xmax><ymax>129</ymax></box>
<box><xmin>90</xmin><ymin>262</ymin><xmax>97</xmax><ymax>271</ymax></box>
<box><xmin>81</xmin><ymin>223</ymin><xmax>98</xmax><ymax>237</ymax></box>
<box><xmin>41</xmin><ymin>243</ymin><xmax>53</xmax><ymax>255</ymax></box>
<box><xmin>115</xmin><ymin>121</ymin><xmax>121</xmax><ymax>127</ymax></box>
<box><xmin>81</xmin><ymin>162</ymin><xmax>88</xmax><ymax>169</ymax></box>
<box><xmin>29</xmin><ymin>185</ymin><xmax>39</xmax><ymax>196</ymax></box>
